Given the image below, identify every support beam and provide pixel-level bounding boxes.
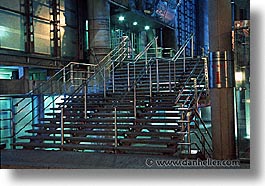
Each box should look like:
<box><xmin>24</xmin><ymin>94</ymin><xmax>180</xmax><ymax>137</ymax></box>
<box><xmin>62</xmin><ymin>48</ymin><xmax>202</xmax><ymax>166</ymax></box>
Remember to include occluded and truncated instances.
<box><xmin>23</xmin><ymin>0</ymin><xmax>34</xmax><ymax>53</ymax></box>
<box><xmin>208</xmin><ymin>0</ymin><xmax>236</xmax><ymax>160</ymax></box>
<box><xmin>50</xmin><ymin>0</ymin><xmax>61</xmax><ymax>58</ymax></box>
<box><xmin>87</xmin><ymin>0</ymin><xmax>110</xmax><ymax>65</ymax></box>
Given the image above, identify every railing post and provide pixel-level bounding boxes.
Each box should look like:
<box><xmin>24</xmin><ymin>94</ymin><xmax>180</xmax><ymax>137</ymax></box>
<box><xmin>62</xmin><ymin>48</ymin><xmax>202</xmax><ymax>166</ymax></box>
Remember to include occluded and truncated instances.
<box><xmin>145</xmin><ymin>52</ymin><xmax>148</xmax><ymax>73</ymax></box>
<box><xmin>114</xmin><ymin>107</ymin><xmax>118</xmax><ymax>151</ymax></box>
<box><xmin>84</xmin><ymin>81</ymin><xmax>87</xmax><ymax>119</ymax></box>
<box><xmin>127</xmin><ymin>63</ymin><xmax>130</xmax><ymax>91</ymax></box>
<box><xmin>112</xmin><ymin>61</ymin><xmax>115</xmax><ymax>93</ymax></box>
<box><xmin>10</xmin><ymin>99</ymin><xmax>15</xmax><ymax>149</ymax></box>
<box><xmin>155</xmin><ymin>37</ymin><xmax>159</xmax><ymax>92</ymax></box>
<box><xmin>155</xmin><ymin>37</ymin><xmax>158</xmax><ymax>58</ymax></box>
<box><xmin>149</xmin><ymin>64</ymin><xmax>152</xmax><ymax>98</ymax></box>
<box><xmin>63</xmin><ymin>68</ymin><xmax>66</xmax><ymax>96</ymax></box>
<box><xmin>156</xmin><ymin>59</ymin><xmax>159</xmax><ymax>92</ymax></box>
<box><xmin>191</xmin><ymin>36</ymin><xmax>194</xmax><ymax>59</ymax></box>
<box><xmin>173</xmin><ymin>59</ymin><xmax>176</xmax><ymax>85</ymax></box>
<box><xmin>103</xmin><ymin>66</ymin><xmax>106</xmax><ymax>98</ymax></box>
<box><xmin>203</xmin><ymin>57</ymin><xmax>210</xmax><ymax>100</ymax></box>
<box><xmin>70</xmin><ymin>63</ymin><xmax>74</xmax><ymax>87</ymax></box>
<box><xmin>192</xmin><ymin>78</ymin><xmax>198</xmax><ymax>108</ymax></box>
<box><xmin>133</xmin><ymin>63</ymin><xmax>137</xmax><ymax>119</ymax></box>
<box><xmin>169</xmin><ymin>60</ymin><xmax>171</xmax><ymax>92</ymax></box>
<box><xmin>183</xmin><ymin>50</ymin><xmax>186</xmax><ymax>73</ymax></box>
<box><xmin>60</xmin><ymin>107</ymin><xmax>64</xmax><ymax>151</ymax></box>
<box><xmin>187</xmin><ymin>117</ymin><xmax>191</xmax><ymax>155</ymax></box>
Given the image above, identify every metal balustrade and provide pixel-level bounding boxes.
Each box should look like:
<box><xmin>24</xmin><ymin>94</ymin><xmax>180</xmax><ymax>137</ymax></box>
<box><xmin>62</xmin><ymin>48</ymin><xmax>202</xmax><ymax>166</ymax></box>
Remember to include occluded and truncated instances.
<box><xmin>2</xmin><ymin>32</ymin><xmax>212</xmax><ymax>158</ymax></box>
<box><xmin>0</xmin><ymin>36</ymin><xmax>129</xmax><ymax>147</ymax></box>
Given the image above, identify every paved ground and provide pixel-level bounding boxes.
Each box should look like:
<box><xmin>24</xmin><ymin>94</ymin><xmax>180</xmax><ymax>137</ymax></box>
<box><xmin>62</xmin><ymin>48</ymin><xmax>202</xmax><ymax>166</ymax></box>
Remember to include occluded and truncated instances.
<box><xmin>0</xmin><ymin>150</ymin><xmax>249</xmax><ymax>169</ymax></box>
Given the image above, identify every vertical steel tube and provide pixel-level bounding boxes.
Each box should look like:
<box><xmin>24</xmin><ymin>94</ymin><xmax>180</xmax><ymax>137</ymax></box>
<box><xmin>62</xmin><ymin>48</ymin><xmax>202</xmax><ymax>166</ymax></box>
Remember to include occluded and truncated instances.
<box><xmin>133</xmin><ymin>63</ymin><xmax>137</xmax><ymax>119</ymax></box>
<box><xmin>183</xmin><ymin>50</ymin><xmax>186</xmax><ymax>73</ymax></box>
<box><xmin>169</xmin><ymin>60</ymin><xmax>171</xmax><ymax>92</ymax></box>
<box><xmin>70</xmin><ymin>64</ymin><xmax>74</xmax><ymax>86</ymax></box>
<box><xmin>156</xmin><ymin>59</ymin><xmax>159</xmax><ymax>92</ymax></box>
<box><xmin>103</xmin><ymin>67</ymin><xmax>106</xmax><ymax>98</ymax></box>
<box><xmin>187</xmin><ymin>119</ymin><xmax>191</xmax><ymax>155</ymax></box>
<box><xmin>60</xmin><ymin>107</ymin><xmax>64</xmax><ymax>150</ymax></box>
<box><xmin>155</xmin><ymin>37</ymin><xmax>158</xmax><ymax>58</ymax></box>
<box><xmin>127</xmin><ymin>63</ymin><xmax>130</xmax><ymax>91</ymax></box>
<box><xmin>191</xmin><ymin>36</ymin><xmax>194</xmax><ymax>58</ymax></box>
<box><xmin>173</xmin><ymin>59</ymin><xmax>176</xmax><ymax>84</ymax></box>
<box><xmin>10</xmin><ymin>99</ymin><xmax>15</xmax><ymax>149</ymax></box>
<box><xmin>84</xmin><ymin>82</ymin><xmax>87</xmax><ymax>119</ymax></box>
<box><xmin>114</xmin><ymin>107</ymin><xmax>118</xmax><ymax>149</ymax></box>
<box><xmin>112</xmin><ymin>61</ymin><xmax>115</xmax><ymax>93</ymax></box>
<box><xmin>149</xmin><ymin>65</ymin><xmax>152</xmax><ymax>97</ymax></box>
<box><xmin>145</xmin><ymin>52</ymin><xmax>148</xmax><ymax>73</ymax></box>
<box><xmin>63</xmin><ymin>68</ymin><xmax>66</xmax><ymax>95</ymax></box>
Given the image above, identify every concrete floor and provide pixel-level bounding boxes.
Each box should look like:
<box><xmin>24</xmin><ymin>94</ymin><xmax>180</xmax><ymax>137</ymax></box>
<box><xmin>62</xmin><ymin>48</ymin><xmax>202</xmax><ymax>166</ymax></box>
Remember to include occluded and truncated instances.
<box><xmin>0</xmin><ymin>150</ymin><xmax>249</xmax><ymax>169</ymax></box>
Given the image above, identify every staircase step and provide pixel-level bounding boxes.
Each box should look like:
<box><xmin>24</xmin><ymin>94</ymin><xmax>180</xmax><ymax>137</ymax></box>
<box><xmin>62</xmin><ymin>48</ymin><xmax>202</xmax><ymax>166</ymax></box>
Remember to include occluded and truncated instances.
<box><xmin>32</xmin><ymin>123</ymin><xmax>182</xmax><ymax>130</ymax></box>
<box><xmin>13</xmin><ymin>142</ymin><xmax>177</xmax><ymax>154</ymax></box>
<box><xmin>18</xmin><ymin>136</ymin><xmax>116</xmax><ymax>143</ymax></box>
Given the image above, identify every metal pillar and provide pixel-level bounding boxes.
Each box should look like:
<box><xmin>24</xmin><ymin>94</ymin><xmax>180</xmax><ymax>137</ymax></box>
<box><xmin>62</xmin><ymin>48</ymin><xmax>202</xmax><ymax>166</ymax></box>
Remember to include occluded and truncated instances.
<box><xmin>50</xmin><ymin>0</ymin><xmax>61</xmax><ymax>58</ymax></box>
<box><xmin>208</xmin><ymin>0</ymin><xmax>236</xmax><ymax>160</ymax></box>
<box><xmin>87</xmin><ymin>0</ymin><xmax>110</xmax><ymax>65</ymax></box>
<box><xmin>22</xmin><ymin>0</ymin><xmax>34</xmax><ymax>53</ymax></box>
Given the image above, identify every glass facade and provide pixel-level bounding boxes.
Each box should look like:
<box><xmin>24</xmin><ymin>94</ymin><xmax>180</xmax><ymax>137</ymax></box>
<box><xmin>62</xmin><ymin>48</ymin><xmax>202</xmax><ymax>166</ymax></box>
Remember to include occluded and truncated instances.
<box><xmin>234</xmin><ymin>20</ymin><xmax>250</xmax><ymax>160</ymax></box>
<box><xmin>0</xmin><ymin>9</ymin><xmax>24</xmax><ymax>51</ymax></box>
<box><xmin>0</xmin><ymin>0</ymin><xmax>78</xmax><ymax>58</ymax></box>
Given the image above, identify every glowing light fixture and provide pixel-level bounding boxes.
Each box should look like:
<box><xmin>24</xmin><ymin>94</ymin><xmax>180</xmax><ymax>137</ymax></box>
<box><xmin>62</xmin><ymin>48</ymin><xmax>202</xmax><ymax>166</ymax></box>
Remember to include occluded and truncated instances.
<box><xmin>118</xmin><ymin>16</ymin><xmax>125</xmax><ymax>21</ymax></box>
<box><xmin>144</xmin><ymin>25</ymin><xmax>150</xmax><ymax>30</ymax></box>
<box><xmin>133</xmin><ymin>21</ymin><xmax>138</xmax><ymax>26</ymax></box>
<box><xmin>235</xmin><ymin>72</ymin><xmax>243</xmax><ymax>82</ymax></box>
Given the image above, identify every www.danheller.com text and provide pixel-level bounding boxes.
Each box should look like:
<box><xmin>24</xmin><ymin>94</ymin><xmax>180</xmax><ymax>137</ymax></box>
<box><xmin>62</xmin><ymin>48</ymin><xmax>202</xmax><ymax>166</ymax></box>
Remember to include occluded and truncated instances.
<box><xmin>145</xmin><ymin>158</ymin><xmax>240</xmax><ymax>168</ymax></box>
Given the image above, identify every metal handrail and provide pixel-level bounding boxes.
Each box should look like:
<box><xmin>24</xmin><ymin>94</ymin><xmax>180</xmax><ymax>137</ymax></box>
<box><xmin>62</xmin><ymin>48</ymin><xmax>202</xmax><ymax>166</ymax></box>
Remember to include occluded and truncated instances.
<box><xmin>194</xmin><ymin>109</ymin><xmax>212</xmax><ymax>140</ymax></box>
<box><xmin>134</xmin><ymin>37</ymin><xmax>158</xmax><ymax>62</ymax></box>
<box><xmin>2</xmin><ymin>62</ymin><xmax>96</xmax><ymax>140</ymax></box>
<box><xmin>61</xmin><ymin>41</ymin><xmax>129</xmax><ymax>105</ymax></box>
<box><xmin>7</xmin><ymin>38</ymin><xmax>129</xmax><ymax>140</ymax></box>
<box><xmin>175</xmin><ymin>59</ymin><xmax>201</xmax><ymax>104</ymax></box>
<box><xmin>172</xmin><ymin>33</ymin><xmax>194</xmax><ymax>62</ymax></box>
<box><xmin>97</xmin><ymin>36</ymin><xmax>128</xmax><ymax>67</ymax></box>
<box><xmin>182</xmin><ymin>67</ymin><xmax>205</xmax><ymax>107</ymax></box>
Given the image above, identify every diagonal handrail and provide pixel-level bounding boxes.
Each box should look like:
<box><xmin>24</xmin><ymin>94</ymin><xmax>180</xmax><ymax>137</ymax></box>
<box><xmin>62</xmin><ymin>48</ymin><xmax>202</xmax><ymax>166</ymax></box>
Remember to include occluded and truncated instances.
<box><xmin>172</xmin><ymin>33</ymin><xmax>194</xmax><ymax>62</ymax></box>
<box><xmin>59</xmin><ymin>36</ymin><xmax>129</xmax><ymax>107</ymax></box>
<box><xmin>8</xmin><ymin>62</ymin><xmax>96</xmax><ymax>138</ymax></box>
<box><xmin>7</xmin><ymin>36</ymin><xmax>129</xmax><ymax>140</ymax></box>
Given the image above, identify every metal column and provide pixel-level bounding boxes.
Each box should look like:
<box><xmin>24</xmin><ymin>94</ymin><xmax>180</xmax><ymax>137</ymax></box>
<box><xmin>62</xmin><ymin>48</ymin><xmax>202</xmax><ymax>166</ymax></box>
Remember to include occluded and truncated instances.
<box><xmin>22</xmin><ymin>0</ymin><xmax>34</xmax><ymax>53</ymax></box>
<box><xmin>208</xmin><ymin>0</ymin><xmax>236</xmax><ymax>160</ymax></box>
<box><xmin>50</xmin><ymin>0</ymin><xmax>61</xmax><ymax>58</ymax></box>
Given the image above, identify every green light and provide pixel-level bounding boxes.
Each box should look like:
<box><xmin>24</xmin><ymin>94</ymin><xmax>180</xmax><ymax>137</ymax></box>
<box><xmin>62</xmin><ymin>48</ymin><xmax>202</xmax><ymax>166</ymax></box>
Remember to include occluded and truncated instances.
<box><xmin>144</xmin><ymin>25</ymin><xmax>150</xmax><ymax>30</ymax></box>
<box><xmin>118</xmin><ymin>16</ymin><xmax>125</xmax><ymax>21</ymax></box>
<box><xmin>133</xmin><ymin>22</ymin><xmax>138</xmax><ymax>26</ymax></box>
<box><xmin>0</xmin><ymin>26</ymin><xmax>8</xmax><ymax>38</ymax></box>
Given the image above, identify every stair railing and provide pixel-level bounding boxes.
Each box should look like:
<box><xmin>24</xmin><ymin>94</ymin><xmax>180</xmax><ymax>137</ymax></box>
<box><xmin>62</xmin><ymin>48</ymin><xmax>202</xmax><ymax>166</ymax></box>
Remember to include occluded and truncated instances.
<box><xmin>126</xmin><ymin>37</ymin><xmax>158</xmax><ymax>119</ymax></box>
<box><xmin>58</xmin><ymin>37</ymin><xmax>129</xmax><ymax>147</ymax></box>
<box><xmin>5</xmin><ymin>36</ymin><xmax>129</xmax><ymax>146</ymax></box>
<box><xmin>127</xmin><ymin>37</ymin><xmax>158</xmax><ymax>90</ymax></box>
<box><xmin>192</xmin><ymin>109</ymin><xmax>213</xmax><ymax>157</ymax></box>
<box><xmin>175</xmin><ymin>58</ymin><xmax>201</xmax><ymax>104</ymax></box>
<box><xmin>3</xmin><ymin>62</ymin><xmax>96</xmax><ymax>147</ymax></box>
<box><xmin>172</xmin><ymin>33</ymin><xmax>194</xmax><ymax>83</ymax></box>
<box><xmin>174</xmin><ymin>56</ymin><xmax>212</xmax><ymax>157</ymax></box>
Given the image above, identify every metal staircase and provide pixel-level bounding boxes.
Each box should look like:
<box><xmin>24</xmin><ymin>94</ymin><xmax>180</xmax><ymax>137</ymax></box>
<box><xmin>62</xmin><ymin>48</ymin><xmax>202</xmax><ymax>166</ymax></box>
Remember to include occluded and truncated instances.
<box><xmin>2</xmin><ymin>34</ymin><xmax>212</xmax><ymax>158</ymax></box>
